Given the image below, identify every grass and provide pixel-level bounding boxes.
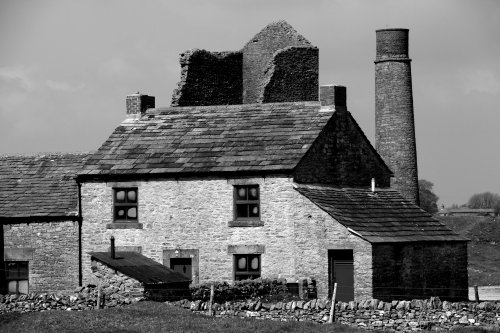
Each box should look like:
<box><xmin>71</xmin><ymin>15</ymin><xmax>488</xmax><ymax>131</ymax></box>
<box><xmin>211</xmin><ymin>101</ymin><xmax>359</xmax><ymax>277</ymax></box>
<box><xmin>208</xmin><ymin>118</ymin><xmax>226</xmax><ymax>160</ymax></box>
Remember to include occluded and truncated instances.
<box><xmin>1</xmin><ymin>301</ymin><xmax>499</xmax><ymax>332</ymax></box>
<box><xmin>438</xmin><ymin>216</ymin><xmax>500</xmax><ymax>286</ymax></box>
<box><xmin>0</xmin><ymin>301</ymin><xmax>360</xmax><ymax>333</ymax></box>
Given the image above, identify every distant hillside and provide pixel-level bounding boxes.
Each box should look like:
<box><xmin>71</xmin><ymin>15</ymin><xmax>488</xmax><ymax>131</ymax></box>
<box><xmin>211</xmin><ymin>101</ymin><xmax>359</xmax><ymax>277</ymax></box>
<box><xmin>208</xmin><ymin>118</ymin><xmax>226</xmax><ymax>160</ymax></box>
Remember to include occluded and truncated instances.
<box><xmin>437</xmin><ymin>215</ymin><xmax>500</xmax><ymax>286</ymax></box>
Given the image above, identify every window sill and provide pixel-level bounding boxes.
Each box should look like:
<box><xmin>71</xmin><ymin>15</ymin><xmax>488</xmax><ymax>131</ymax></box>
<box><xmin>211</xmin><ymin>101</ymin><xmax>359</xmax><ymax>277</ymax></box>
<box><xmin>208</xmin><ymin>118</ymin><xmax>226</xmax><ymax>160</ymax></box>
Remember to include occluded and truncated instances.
<box><xmin>228</xmin><ymin>220</ymin><xmax>264</xmax><ymax>227</ymax></box>
<box><xmin>106</xmin><ymin>223</ymin><xmax>143</xmax><ymax>229</ymax></box>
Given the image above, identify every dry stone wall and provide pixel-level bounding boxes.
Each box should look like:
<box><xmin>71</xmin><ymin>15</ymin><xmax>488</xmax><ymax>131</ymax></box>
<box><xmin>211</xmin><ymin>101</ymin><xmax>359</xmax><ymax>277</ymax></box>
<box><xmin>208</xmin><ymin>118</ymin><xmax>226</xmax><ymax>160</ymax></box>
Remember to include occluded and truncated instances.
<box><xmin>80</xmin><ymin>176</ymin><xmax>372</xmax><ymax>300</ymax></box>
<box><xmin>170</xmin><ymin>297</ymin><xmax>500</xmax><ymax>331</ymax></box>
<box><xmin>3</xmin><ymin>221</ymin><xmax>79</xmax><ymax>293</ymax></box>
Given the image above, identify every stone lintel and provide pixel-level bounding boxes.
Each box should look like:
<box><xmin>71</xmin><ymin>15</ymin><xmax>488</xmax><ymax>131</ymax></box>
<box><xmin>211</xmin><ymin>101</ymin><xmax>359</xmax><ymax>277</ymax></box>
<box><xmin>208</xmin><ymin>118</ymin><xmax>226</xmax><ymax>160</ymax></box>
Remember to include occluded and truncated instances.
<box><xmin>227</xmin><ymin>244</ymin><xmax>265</xmax><ymax>254</ymax></box>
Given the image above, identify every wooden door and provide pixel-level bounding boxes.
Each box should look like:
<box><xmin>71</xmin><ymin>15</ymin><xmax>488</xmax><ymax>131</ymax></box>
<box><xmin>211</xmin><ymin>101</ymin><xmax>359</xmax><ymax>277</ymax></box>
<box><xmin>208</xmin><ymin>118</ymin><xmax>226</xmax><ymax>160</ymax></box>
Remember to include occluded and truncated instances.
<box><xmin>328</xmin><ymin>250</ymin><xmax>354</xmax><ymax>301</ymax></box>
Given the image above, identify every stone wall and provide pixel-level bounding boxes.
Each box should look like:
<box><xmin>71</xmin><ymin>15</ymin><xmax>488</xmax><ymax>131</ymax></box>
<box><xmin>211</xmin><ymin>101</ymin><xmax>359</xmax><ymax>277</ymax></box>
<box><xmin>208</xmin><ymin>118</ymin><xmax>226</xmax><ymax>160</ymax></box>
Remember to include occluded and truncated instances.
<box><xmin>261</xmin><ymin>46</ymin><xmax>318</xmax><ymax>103</ymax></box>
<box><xmin>294</xmin><ymin>111</ymin><xmax>392</xmax><ymax>187</ymax></box>
<box><xmin>171</xmin><ymin>49</ymin><xmax>242</xmax><ymax>106</ymax></box>
<box><xmin>80</xmin><ymin>176</ymin><xmax>372</xmax><ymax>299</ymax></box>
<box><xmin>372</xmin><ymin>242</ymin><xmax>469</xmax><ymax>301</ymax></box>
<box><xmin>3</xmin><ymin>221</ymin><xmax>79</xmax><ymax>293</ymax></box>
<box><xmin>89</xmin><ymin>260</ymin><xmax>144</xmax><ymax>298</ymax></box>
<box><xmin>242</xmin><ymin>21</ymin><xmax>314</xmax><ymax>104</ymax></box>
<box><xmin>171</xmin><ymin>297</ymin><xmax>500</xmax><ymax>331</ymax></box>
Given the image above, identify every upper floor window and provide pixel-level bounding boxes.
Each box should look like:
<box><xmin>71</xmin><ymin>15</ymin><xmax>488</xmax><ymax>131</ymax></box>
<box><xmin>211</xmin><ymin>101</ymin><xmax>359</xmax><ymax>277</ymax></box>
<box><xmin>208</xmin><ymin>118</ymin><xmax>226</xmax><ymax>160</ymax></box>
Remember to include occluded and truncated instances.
<box><xmin>114</xmin><ymin>188</ymin><xmax>138</xmax><ymax>222</ymax></box>
<box><xmin>234</xmin><ymin>185</ymin><xmax>260</xmax><ymax>220</ymax></box>
<box><xmin>5</xmin><ymin>261</ymin><xmax>29</xmax><ymax>294</ymax></box>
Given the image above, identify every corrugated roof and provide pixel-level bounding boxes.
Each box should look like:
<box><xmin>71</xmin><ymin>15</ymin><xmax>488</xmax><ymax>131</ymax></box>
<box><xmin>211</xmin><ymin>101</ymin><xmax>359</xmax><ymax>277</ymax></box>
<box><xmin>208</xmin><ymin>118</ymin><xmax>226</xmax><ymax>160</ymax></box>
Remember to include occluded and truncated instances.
<box><xmin>90</xmin><ymin>251</ymin><xmax>191</xmax><ymax>285</ymax></box>
<box><xmin>0</xmin><ymin>153</ymin><xmax>89</xmax><ymax>219</ymax></box>
<box><xmin>79</xmin><ymin>102</ymin><xmax>333</xmax><ymax>178</ymax></box>
<box><xmin>295</xmin><ymin>184</ymin><xmax>469</xmax><ymax>243</ymax></box>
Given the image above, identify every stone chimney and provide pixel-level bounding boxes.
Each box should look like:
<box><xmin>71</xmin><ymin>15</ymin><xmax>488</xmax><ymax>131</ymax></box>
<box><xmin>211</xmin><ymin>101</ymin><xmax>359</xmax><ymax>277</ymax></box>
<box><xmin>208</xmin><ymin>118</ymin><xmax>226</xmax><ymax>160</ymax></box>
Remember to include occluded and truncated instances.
<box><xmin>320</xmin><ymin>85</ymin><xmax>346</xmax><ymax>112</ymax></box>
<box><xmin>375</xmin><ymin>29</ymin><xmax>419</xmax><ymax>205</ymax></box>
<box><xmin>126</xmin><ymin>92</ymin><xmax>155</xmax><ymax>119</ymax></box>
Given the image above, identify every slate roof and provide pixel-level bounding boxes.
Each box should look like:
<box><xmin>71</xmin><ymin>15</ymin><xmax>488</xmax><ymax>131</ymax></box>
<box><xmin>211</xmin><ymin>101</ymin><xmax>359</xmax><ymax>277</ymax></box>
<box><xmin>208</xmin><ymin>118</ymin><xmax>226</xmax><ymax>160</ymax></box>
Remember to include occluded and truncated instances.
<box><xmin>0</xmin><ymin>153</ymin><xmax>88</xmax><ymax>219</ymax></box>
<box><xmin>79</xmin><ymin>102</ymin><xmax>333</xmax><ymax>178</ymax></box>
<box><xmin>295</xmin><ymin>184</ymin><xmax>469</xmax><ymax>243</ymax></box>
<box><xmin>90</xmin><ymin>251</ymin><xmax>191</xmax><ymax>285</ymax></box>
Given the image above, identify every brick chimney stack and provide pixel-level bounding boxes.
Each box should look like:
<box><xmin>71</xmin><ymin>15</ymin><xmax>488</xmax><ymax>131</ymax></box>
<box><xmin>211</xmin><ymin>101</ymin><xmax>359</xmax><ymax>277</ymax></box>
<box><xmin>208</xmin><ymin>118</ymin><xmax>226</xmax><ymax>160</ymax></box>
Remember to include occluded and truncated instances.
<box><xmin>375</xmin><ymin>29</ymin><xmax>419</xmax><ymax>205</ymax></box>
<box><xmin>319</xmin><ymin>85</ymin><xmax>346</xmax><ymax>112</ymax></box>
<box><xmin>126</xmin><ymin>92</ymin><xmax>155</xmax><ymax>119</ymax></box>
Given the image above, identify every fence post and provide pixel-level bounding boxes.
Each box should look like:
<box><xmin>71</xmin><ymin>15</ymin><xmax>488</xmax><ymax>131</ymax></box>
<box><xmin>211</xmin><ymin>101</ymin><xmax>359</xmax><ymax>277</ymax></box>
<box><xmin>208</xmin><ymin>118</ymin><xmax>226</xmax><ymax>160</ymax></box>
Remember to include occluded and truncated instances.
<box><xmin>208</xmin><ymin>284</ymin><xmax>214</xmax><ymax>316</ymax></box>
<box><xmin>97</xmin><ymin>283</ymin><xmax>102</xmax><ymax>309</ymax></box>
<box><xmin>474</xmin><ymin>285</ymin><xmax>479</xmax><ymax>302</ymax></box>
<box><xmin>328</xmin><ymin>282</ymin><xmax>337</xmax><ymax>324</ymax></box>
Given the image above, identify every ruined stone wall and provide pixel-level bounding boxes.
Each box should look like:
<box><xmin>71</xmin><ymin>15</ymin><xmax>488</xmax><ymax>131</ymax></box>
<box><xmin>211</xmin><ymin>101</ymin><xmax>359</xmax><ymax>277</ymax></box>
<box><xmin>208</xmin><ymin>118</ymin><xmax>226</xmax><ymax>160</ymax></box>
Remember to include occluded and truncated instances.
<box><xmin>3</xmin><ymin>221</ymin><xmax>79</xmax><ymax>293</ymax></box>
<box><xmin>294</xmin><ymin>111</ymin><xmax>392</xmax><ymax>187</ymax></box>
<box><xmin>261</xmin><ymin>46</ymin><xmax>318</xmax><ymax>103</ymax></box>
<box><xmin>80</xmin><ymin>176</ymin><xmax>372</xmax><ymax>299</ymax></box>
<box><xmin>372</xmin><ymin>242</ymin><xmax>469</xmax><ymax>301</ymax></box>
<box><xmin>242</xmin><ymin>21</ymin><xmax>315</xmax><ymax>104</ymax></box>
<box><xmin>171</xmin><ymin>49</ymin><xmax>242</xmax><ymax>106</ymax></box>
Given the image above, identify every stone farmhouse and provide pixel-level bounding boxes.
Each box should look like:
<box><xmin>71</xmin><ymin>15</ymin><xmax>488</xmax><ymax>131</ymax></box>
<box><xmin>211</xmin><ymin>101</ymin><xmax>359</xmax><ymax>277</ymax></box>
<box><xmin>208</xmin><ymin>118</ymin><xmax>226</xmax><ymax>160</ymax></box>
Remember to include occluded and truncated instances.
<box><xmin>1</xmin><ymin>21</ymin><xmax>468</xmax><ymax>301</ymax></box>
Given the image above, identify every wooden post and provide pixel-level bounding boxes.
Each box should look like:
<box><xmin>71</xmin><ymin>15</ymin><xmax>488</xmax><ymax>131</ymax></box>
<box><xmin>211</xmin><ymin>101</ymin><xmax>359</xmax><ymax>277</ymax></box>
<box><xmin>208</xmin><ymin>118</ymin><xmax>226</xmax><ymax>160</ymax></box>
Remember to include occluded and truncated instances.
<box><xmin>328</xmin><ymin>282</ymin><xmax>337</xmax><ymax>324</ymax></box>
<box><xmin>208</xmin><ymin>284</ymin><xmax>214</xmax><ymax>316</ymax></box>
<box><xmin>474</xmin><ymin>285</ymin><xmax>479</xmax><ymax>302</ymax></box>
<box><xmin>97</xmin><ymin>284</ymin><xmax>102</xmax><ymax>309</ymax></box>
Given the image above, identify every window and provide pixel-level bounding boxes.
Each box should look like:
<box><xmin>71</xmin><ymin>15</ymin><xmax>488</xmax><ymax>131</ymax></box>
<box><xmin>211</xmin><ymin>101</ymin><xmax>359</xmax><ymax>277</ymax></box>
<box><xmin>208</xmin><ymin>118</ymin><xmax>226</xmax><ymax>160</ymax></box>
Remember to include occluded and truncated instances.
<box><xmin>5</xmin><ymin>261</ymin><xmax>29</xmax><ymax>294</ymax></box>
<box><xmin>234</xmin><ymin>185</ymin><xmax>260</xmax><ymax>220</ymax></box>
<box><xmin>234</xmin><ymin>254</ymin><xmax>261</xmax><ymax>280</ymax></box>
<box><xmin>113</xmin><ymin>188</ymin><xmax>138</xmax><ymax>222</ymax></box>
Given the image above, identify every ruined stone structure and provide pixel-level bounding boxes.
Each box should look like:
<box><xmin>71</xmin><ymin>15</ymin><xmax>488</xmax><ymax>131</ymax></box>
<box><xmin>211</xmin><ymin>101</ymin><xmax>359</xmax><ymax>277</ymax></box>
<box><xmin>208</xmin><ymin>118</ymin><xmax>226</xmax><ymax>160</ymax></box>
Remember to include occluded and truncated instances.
<box><xmin>2</xmin><ymin>22</ymin><xmax>468</xmax><ymax>301</ymax></box>
<box><xmin>375</xmin><ymin>29</ymin><xmax>420</xmax><ymax>205</ymax></box>
<box><xmin>171</xmin><ymin>21</ymin><xmax>318</xmax><ymax>106</ymax></box>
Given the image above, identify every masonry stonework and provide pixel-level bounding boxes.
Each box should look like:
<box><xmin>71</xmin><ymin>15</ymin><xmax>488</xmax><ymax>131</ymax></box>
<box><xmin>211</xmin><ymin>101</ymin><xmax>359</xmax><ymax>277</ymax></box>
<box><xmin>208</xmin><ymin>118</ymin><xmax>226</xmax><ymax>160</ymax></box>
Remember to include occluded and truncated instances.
<box><xmin>375</xmin><ymin>28</ymin><xmax>419</xmax><ymax>205</ymax></box>
<box><xmin>81</xmin><ymin>176</ymin><xmax>372</xmax><ymax>300</ymax></box>
<box><xmin>372</xmin><ymin>242</ymin><xmax>468</xmax><ymax>301</ymax></box>
<box><xmin>294</xmin><ymin>111</ymin><xmax>392</xmax><ymax>187</ymax></box>
<box><xmin>171</xmin><ymin>50</ymin><xmax>243</xmax><ymax>106</ymax></box>
<box><xmin>3</xmin><ymin>221</ymin><xmax>79</xmax><ymax>293</ymax></box>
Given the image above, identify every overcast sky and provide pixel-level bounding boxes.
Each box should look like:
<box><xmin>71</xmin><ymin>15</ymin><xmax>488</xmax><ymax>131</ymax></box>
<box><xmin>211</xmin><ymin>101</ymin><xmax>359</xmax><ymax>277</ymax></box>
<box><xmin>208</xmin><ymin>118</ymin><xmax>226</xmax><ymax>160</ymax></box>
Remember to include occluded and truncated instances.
<box><xmin>1</xmin><ymin>0</ymin><xmax>499</xmax><ymax>206</ymax></box>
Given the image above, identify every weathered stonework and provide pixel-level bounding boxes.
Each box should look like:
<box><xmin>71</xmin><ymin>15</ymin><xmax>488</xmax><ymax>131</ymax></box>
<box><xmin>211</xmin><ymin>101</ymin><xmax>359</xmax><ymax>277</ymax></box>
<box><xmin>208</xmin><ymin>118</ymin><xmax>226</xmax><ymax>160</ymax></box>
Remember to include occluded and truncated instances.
<box><xmin>3</xmin><ymin>221</ymin><xmax>79</xmax><ymax>293</ymax></box>
<box><xmin>372</xmin><ymin>242</ymin><xmax>468</xmax><ymax>301</ymax></box>
<box><xmin>261</xmin><ymin>46</ymin><xmax>319</xmax><ymax>103</ymax></box>
<box><xmin>294</xmin><ymin>110</ymin><xmax>392</xmax><ymax>187</ymax></box>
<box><xmin>80</xmin><ymin>176</ymin><xmax>372</xmax><ymax>300</ymax></box>
<box><xmin>375</xmin><ymin>28</ymin><xmax>419</xmax><ymax>204</ymax></box>
<box><xmin>171</xmin><ymin>49</ymin><xmax>243</xmax><ymax>106</ymax></box>
<box><xmin>90</xmin><ymin>260</ymin><xmax>144</xmax><ymax>298</ymax></box>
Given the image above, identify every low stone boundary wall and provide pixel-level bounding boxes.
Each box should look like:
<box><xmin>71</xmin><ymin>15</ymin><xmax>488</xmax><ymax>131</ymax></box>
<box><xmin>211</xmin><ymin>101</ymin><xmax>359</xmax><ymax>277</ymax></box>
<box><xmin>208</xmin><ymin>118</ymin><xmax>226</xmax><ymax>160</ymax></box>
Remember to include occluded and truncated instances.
<box><xmin>168</xmin><ymin>297</ymin><xmax>500</xmax><ymax>331</ymax></box>
<box><xmin>0</xmin><ymin>286</ymin><xmax>143</xmax><ymax>314</ymax></box>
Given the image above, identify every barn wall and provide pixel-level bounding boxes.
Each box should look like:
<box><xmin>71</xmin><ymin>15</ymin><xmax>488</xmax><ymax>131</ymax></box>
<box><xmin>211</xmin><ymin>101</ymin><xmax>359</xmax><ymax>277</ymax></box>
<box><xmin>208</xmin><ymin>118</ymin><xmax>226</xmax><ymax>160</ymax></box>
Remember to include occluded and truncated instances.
<box><xmin>372</xmin><ymin>242</ymin><xmax>468</xmax><ymax>301</ymax></box>
<box><xmin>3</xmin><ymin>221</ymin><xmax>79</xmax><ymax>293</ymax></box>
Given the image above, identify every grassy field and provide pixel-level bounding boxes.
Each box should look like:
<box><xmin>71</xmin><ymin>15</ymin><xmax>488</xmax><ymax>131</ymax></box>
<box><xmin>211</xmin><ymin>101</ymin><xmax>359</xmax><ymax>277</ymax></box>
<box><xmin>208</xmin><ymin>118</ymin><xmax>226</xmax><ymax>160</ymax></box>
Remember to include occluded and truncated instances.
<box><xmin>1</xmin><ymin>301</ymin><xmax>498</xmax><ymax>333</ymax></box>
<box><xmin>438</xmin><ymin>215</ymin><xmax>500</xmax><ymax>286</ymax></box>
<box><xmin>0</xmin><ymin>301</ymin><xmax>362</xmax><ymax>333</ymax></box>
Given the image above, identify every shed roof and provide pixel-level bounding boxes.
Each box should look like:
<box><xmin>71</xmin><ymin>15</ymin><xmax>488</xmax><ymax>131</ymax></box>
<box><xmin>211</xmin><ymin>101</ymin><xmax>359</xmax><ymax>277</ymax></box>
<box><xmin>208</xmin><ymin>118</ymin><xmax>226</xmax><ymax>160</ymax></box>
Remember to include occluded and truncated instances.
<box><xmin>90</xmin><ymin>251</ymin><xmax>191</xmax><ymax>285</ymax></box>
<box><xmin>79</xmin><ymin>102</ymin><xmax>333</xmax><ymax>179</ymax></box>
<box><xmin>0</xmin><ymin>153</ymin><xmax>88</xmax><ymax>219</ymax></box>
<box><xmin>295</xmin><ymin>184</ymin><xmax>468</xmax><ymax>243</ymax></box>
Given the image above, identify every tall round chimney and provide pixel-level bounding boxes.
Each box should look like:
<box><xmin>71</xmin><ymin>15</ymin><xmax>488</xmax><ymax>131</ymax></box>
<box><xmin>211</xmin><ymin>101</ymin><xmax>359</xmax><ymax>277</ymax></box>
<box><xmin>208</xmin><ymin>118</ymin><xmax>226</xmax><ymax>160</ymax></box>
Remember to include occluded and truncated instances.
<box><xmin>375</xmin><ymin>29</ymin><xmax>419</xmax><ymax>205</ymax></box>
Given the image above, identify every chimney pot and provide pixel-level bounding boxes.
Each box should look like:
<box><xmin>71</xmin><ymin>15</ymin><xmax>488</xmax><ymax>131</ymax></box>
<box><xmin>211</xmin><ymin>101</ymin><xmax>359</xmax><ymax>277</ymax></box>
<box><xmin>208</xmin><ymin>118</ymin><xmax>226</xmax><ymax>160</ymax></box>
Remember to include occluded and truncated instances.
<box><xmin>126</xmin><ymin>92</ymin><xmax>155</xmax><ymax>119</ymax></box>
<box><xmin>320</xmin><ymin>85</ymin><xmax>346</xmax><ymax>111</ymax></box>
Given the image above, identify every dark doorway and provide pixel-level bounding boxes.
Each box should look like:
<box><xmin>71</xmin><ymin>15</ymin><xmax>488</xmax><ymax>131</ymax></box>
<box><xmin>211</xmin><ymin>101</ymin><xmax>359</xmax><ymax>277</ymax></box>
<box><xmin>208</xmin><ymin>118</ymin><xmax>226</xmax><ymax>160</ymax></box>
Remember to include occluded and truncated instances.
<box><xmin>328</xmin><ymin>250</ymin><xmax>354</xmax><ymax>301</ymax></box>
<box><xmin>170</xmin><ymin>258</ymin><xmax>192</xmax><ymax>280</ymax></box>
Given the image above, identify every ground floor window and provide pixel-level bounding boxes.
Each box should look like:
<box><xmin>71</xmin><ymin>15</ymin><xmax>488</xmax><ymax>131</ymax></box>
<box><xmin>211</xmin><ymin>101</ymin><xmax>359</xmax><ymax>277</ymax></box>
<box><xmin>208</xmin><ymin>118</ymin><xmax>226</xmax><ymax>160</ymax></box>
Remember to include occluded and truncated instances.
<box><xmin>5</xmin><ymin>261</ymin><xmax>29</xmax><ymax>294</ymax></box>
<box><xmin>234</xmin><ymin>254</ymin><xmax>260</xmax><ymax>281</ymax></box>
